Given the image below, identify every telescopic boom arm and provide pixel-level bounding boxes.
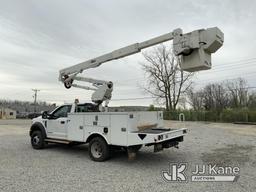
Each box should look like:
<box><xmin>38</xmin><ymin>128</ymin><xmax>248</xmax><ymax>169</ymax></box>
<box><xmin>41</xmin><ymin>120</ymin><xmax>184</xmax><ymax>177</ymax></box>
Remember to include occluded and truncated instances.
<box><xmin>59</xmin><ymin>27</ymin><xmax>224</xmax><ymax>107</ymax></box>
<box><xmin>59</xmin><ymin>29</ymin><xmax>181</xmax><ymax>81</ymax></box>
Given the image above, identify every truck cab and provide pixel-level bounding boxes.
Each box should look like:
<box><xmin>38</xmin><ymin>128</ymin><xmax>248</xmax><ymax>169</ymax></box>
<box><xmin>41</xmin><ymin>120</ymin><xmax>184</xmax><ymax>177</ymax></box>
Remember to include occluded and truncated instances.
<box><xmin>32</xmin><ymin>103</ymin><xmax>98</xmax><ymax>140</ymax></box>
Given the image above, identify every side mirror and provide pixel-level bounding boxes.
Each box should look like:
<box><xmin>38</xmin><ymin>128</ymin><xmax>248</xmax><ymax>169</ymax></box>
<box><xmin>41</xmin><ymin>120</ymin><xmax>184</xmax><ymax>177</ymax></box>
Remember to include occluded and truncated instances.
<box><xmin>42</xmin><ymin>111</ymin><xmax>48</xmax><ymax>119</ymax></box>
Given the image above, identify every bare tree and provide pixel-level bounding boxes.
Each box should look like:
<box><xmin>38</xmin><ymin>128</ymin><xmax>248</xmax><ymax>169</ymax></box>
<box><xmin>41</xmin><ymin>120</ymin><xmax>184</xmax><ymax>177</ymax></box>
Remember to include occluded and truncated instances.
<box><xmin>195</xmin><ymin>83</ymin><xmax>229</xmax><ymax>112</ymax></box>
<box><xmin>225</xmin><ymin>78</ymin><xmax>249</xmax><ymax>108</ymax></box>
<box><xmin>187</xmin><ymin>87</ymin><xmax>204</xmax><ymax>111</ymax></box>
<box><xmin>248</xmin><ymin>91</ymin><xmax>256</xmax><ymax>109</ymax></box>
<box><xmin>187</xmin><ymin>83</ymin><xmax>229</xmax><ymax>112</ymax></box>
<box><xmin>141</xmin><ymin>44</ymin><xmax>193</xmax><ymax>111</ymax></box>
<box><xmin>188</xmin><ymin>78</ymin><xmax>250</xmax><ymax>112</ymax></box>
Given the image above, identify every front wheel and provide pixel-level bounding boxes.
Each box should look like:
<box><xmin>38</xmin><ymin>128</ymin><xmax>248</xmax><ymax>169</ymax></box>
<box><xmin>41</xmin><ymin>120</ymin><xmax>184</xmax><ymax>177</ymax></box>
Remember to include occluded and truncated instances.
<box><xmin>31</xmin><ymin>131</ymin><xmax>45</xmax><ymax>149</ymax></box>
<box><xmin>89</xmin><ymin>137</ymin><xmax>110</xmax><ymax>161</ymax></box>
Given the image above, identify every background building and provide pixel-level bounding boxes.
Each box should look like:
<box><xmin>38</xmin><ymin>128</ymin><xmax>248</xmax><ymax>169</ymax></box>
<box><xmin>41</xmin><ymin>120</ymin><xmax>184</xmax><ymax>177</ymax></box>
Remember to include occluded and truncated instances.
<box><xmin>0</xmin><ymin>108</ymin><xmax>16</xmax><ymax>119</ymax></box>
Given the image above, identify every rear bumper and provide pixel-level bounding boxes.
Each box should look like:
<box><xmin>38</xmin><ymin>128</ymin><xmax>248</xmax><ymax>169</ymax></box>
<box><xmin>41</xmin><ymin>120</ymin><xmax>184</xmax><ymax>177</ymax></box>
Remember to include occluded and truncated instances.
<box><xmin>127</xmin><ymin>128</ymin><xmax>187</xmax><ymax>146</ymax></box>
<box><xmin>148</xmin><ymin>136</ymin><xmax>184</xmax><ymax>152</ymax></box>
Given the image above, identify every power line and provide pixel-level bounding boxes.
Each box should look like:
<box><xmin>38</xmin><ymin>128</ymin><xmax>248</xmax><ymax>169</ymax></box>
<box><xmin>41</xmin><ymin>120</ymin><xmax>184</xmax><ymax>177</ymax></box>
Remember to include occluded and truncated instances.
<box><xmin>213</xmin><ymin>57</ymin><xmax>256</xmax><ymax>66</ymax></box>
<box><xmin>112</xmin><ymin>96</ymin><xmax>157</xmax><ymax>101</ymax></box>
<box><xmin>198</xmin><ymin>62</ymin><xmax>256</xmax><ymax>74</ymax></box>
<box><xmin>195</xmin><ymin>71</ymin><xmax>256</xmax><ymax>85</ymax></box>
<box><xmin>30</xmin><ymin>57</ymin><xmax>256</xmax><ymax>103</ymax></box>
<box><xmin>110</xmin><ymin>87</ymin><xmax>256</xmax><ymax>101</ymax></box>
<box><xmin>42</xmin><ymin>86</ymin><xmax>256</xmax><ymax>103</ymax></box>
<box><xmin>38</xmin><ymin>75</ymin><xmax>256</xmax><ymax>101</ymax></box>
<box><xmin>113</xmin><ymin>59</ymin><xmax>256</xmax><ymax>85</ymax></box>
<box><xmin>5</xmin><ymin>87</ymin><xmax>256</xmax><ymax>104</ymax></box>
<box><xmin>114</xmin><ymin>64</ymin><xmax>256</xmax><ymax>87</ymax></box>
<box><xmin>32</xmin><ymin>89</ymin><xmax>40</xmax><ymax>112</ymax></box>
<box><xmin>212</xmin><ymin>60</ymin><xmax>256</xmax><ymax>69</ymax></box>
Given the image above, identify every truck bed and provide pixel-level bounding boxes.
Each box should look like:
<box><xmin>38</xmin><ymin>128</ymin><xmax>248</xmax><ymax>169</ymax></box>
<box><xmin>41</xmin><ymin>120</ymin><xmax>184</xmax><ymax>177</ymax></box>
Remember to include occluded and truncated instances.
<box><xmin>67</xmin><ymin>111</ymin><xmax>186</xmax><ymax>147</ymax></box>
<box><xmin>133</xmin><ymin>128</ymin><xmax>174</xmax><ymax>134</ymax></box>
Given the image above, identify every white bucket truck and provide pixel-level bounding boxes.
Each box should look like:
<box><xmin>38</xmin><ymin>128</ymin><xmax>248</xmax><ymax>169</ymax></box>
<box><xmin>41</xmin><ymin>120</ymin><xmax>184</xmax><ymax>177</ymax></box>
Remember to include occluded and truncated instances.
<box><xmin>30</xmin><ymin>27</ymin><xmax>224</xmax><ymax>161</ymax></box>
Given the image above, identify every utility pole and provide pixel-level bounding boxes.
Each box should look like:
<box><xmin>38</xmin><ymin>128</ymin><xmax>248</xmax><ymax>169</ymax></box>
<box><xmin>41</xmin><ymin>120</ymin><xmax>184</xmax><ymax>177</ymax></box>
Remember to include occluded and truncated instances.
<box><xmin>32</xmin><ymin>89</ymin><xmax>40</xmax><ymax>113</ymax></box>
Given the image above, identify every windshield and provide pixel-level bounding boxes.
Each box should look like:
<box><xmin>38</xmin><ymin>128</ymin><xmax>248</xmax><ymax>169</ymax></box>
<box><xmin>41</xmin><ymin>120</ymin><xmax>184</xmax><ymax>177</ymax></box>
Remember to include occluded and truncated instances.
<box><xmin>76</xmin><ymin>104</ymin><xmax>99</xmax><ymax>112</ymax></box>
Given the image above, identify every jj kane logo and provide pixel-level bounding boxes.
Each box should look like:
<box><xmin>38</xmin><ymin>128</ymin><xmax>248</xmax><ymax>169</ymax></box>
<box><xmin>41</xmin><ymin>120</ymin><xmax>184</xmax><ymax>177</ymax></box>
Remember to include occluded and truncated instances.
<box><xmin>162</xmin><ymin>163</ymin><xmax>240</xmax><ymax>182</ymax></box>
<box><xmin>162</xmin><ymin>163</ymin><xmax>187</xmax><ymax>182</ymax></box>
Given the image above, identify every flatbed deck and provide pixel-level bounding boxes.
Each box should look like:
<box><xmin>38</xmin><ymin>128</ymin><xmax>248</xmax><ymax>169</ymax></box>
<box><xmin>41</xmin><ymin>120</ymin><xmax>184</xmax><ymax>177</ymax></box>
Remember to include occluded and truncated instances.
<box><xmin>133</xmin><ymin>128</ymin><xmax>173</xmax><ymax>134</ymax></box>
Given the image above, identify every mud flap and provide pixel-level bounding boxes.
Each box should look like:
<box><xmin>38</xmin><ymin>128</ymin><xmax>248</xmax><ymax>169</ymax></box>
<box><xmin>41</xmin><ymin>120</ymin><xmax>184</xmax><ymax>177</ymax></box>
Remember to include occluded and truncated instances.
<box><xmin>154</xmin><ymin>143</ymin><xmax>163</xmax><ymax>152</ymax></box>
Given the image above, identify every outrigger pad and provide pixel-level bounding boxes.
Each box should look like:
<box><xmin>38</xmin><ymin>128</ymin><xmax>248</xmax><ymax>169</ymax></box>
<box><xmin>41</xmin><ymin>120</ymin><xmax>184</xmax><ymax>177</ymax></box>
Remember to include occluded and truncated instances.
<box><xmin>127</xmin><ymin>147</ymin><xmax>137</xmax><ymax>161</ymax></box>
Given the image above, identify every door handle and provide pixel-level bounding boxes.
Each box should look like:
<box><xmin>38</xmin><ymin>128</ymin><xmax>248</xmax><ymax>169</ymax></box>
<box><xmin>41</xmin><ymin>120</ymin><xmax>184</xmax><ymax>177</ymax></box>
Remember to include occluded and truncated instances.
<box><xmin>60</xmin><ymin>121</ymin><xmax>65</xmax><ymax>124</ymax></box>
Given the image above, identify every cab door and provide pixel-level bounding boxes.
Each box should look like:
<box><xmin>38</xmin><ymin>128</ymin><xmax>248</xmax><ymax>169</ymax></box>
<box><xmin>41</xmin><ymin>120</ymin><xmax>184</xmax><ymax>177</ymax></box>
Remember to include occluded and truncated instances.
<box><xmin>46</xmin><ymin>105</ymin><xmax>71</xmax><ymax>139</ymax></box>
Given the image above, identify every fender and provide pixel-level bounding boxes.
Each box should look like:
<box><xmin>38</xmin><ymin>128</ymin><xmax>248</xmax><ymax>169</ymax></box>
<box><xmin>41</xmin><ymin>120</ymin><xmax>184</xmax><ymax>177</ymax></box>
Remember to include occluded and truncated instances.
<box><xmin>85</xmin><ymin>132</ymin><xmax>109</xmax><ymax>145</ymax></box>
<box><xmin>29</xmin><ymin>122</ymin><xmax>47</xmax><ymax>138</ymax></box>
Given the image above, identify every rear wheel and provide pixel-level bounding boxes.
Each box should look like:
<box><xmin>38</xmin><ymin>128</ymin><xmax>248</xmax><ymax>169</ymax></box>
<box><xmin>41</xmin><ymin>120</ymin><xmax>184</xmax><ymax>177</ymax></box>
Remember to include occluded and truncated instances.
<box><xmin>31</xmin><ymin>131</ymin><xmax>45</xmax><ymax>149</ymax></box>
<box><xmin>89</xmin><ymin>137</ymin><xmax>110</xmax><ymax>161</ymax></box>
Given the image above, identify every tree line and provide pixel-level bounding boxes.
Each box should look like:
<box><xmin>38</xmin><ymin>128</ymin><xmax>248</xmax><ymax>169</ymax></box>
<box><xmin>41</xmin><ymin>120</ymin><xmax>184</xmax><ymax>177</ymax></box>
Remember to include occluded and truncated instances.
<box><xmin>188</xmin><ymin>78</ymin><xmax>256</xmax><ymax>112</ymax></box>
<box><xmin>142</xmin><ymin>44</ymin><xmax>256</xmax><ymax>122</ymax></box>
<box><xmin>0</xmin><ymin>99</ymin><xmax>56</xmax><ymax>117</ymax></box>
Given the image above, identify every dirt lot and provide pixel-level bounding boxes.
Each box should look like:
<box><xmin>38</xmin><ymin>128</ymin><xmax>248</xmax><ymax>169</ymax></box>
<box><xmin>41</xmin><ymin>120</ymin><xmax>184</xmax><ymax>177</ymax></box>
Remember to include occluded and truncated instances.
<box><xmin>0</xmin><ymin>119</ymin><xmax>256</xmax><ymax>192</ymax></box>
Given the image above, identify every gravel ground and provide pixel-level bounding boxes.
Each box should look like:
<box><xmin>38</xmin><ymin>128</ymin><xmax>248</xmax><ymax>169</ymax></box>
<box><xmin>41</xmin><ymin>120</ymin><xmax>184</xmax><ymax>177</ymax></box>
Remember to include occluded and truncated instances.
<box><xmin>0</xmin><ymin>119</ymin><xmax>256</xmax><ymax>192</ymax></box>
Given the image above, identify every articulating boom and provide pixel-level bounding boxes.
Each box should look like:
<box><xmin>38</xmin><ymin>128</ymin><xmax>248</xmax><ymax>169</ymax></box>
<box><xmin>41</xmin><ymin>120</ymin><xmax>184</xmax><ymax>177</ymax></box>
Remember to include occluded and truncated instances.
<box><xmin>59</xmin><ymin>27</ymin><xmax>224</xmax><ymax>107</ymax></box>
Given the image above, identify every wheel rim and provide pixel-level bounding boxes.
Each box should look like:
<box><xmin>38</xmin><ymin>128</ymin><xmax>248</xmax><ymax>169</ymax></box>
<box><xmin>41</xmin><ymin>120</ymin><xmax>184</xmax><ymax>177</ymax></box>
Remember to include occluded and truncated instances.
<box><xmin>33</xmin><ymin>135</ymin><xmax>40</xmax><ymax>145</ymax></box>
<box><xmin>91</xmin><ymin>141</ymin><xmax>103</xmax><ymax>158</ymax></box>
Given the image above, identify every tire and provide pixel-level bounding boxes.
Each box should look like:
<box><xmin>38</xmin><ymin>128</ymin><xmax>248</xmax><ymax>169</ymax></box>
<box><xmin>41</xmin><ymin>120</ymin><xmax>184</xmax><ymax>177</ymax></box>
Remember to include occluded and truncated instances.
<box><xmin>89</xmin><ymin>137</ymin><xmax>110</xmax><ymax>161</ymax></box>
<box><xmin>31</xmin><ymin>131</ymin><xmax>45</xmax><ymax>149</ymax></box>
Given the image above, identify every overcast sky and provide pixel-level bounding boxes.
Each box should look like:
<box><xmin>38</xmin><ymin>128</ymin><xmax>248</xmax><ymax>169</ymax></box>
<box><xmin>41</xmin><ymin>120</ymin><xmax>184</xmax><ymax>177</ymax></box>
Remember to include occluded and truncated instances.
<box><xmin>0</xmin><ymin>0</ymin><xmax>256</xmax><ymax>106</ymax></box>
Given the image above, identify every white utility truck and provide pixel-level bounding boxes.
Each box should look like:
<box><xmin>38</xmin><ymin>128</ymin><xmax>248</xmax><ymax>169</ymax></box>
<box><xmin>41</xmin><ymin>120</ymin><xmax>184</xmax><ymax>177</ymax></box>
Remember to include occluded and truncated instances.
<box><xmin>30</xmin><ymin>27</ymin><xmax>224</xmax><ymax>161</ymax></box>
